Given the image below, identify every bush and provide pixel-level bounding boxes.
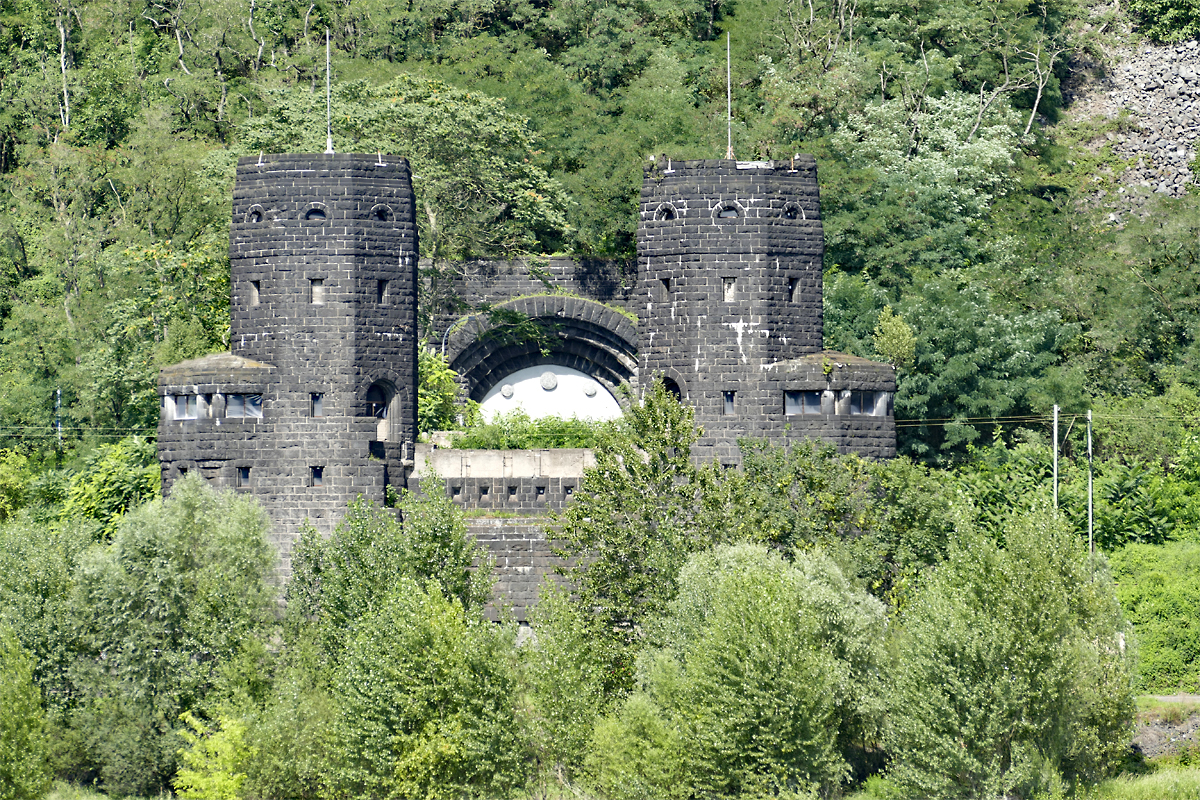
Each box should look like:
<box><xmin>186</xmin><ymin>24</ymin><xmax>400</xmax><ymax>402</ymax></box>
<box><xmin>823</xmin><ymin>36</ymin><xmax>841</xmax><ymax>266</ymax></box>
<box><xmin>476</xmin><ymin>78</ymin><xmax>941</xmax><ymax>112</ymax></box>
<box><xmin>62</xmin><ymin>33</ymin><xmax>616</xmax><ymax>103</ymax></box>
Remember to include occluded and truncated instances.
<box><xmin>325</xmin><ymin>577</ymin><xmax>524</xmax><ymax>800</ymax></box>
<box><xmin>1129</xmin><ymin>0</ymin><xmax>1200</xmax><ymax>41</ymax></box>
<box><xmin>59</xmin><ymin>437</ymin><xmax>160</xmax><ymax>537</ymax></box>
<box><xmin>451</xmin><ymin>410</ymin><xmax>611</xmax><ymax>449</ymax></box>
<box><xmin>885</xmin><ymin>511</ymin><xmax>1135</xmax><ymax>798</ymax></box>
<box><xmin>0</xmin><ymin>625</ymin><xmax>51</xmax><ymax>800</ymax></box>
<box><xmin>585</xmin><ymin>544</ymin><xmax>886</xmax><ymax>799</ymax></box>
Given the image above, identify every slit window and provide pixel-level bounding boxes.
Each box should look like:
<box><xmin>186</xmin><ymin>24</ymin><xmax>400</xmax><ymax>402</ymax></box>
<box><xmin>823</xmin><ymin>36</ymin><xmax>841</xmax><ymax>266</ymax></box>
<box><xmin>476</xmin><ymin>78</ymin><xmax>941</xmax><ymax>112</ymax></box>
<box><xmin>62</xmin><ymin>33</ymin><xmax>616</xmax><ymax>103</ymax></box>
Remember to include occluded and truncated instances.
<box><xmin>723</xmin><ymin>277</ymin><xmax>737</xmax><ymax>302</ymax></box>
<box><xmin>309</xmin><ymin>466</ymin><xmax>325</xmax><ymax>487</ymax></box>
<box><xmin>723</xmin><ymin>390</ymin><xmax>736</xmax><ymax>416</ymax></box>
<box><xmin>250</xmin><ymin>280</ymin><xmax>261</xmax><ymax>305</ymax></box>
<box><xmin>310</xmin><ymin>278</ymin><xmax>325</xmax><ymax>304</ymax></box>
<box><xmin>377</xmin><ymin>280</ymin><xmax>389</xmax><ymax>304</ymax></box>
<box><xmin>788</xmin><ymin>277</ymin><xmax>800</xmax><ymax>302</ymax></box>
<box><xmin>236</xmin><ymin>467</ymin><xmax>251</xmax><ymax>488</ymax></box>
<box><xmin>310</xmin><ymin>393</ymin><xmax>325</xmax><ymax>418</ymax></box>
<box><xmin>785</xmin><ymin>390</ymin><xmax>822</xmax><ymax>416</ymax></box>
<box><xmin>227</xmin><ymin>394</ymin><xmax>263</xmax><ymax>419</ymax></box>
<box><xmin>659</xmin><ymin>277</ymin><xmax>671</xmax><ymax>301</ymax></box>
<box><xmin>173</xmin><ymin>394</ymin><xmax>198</xmax><ymax>420</ymax></box>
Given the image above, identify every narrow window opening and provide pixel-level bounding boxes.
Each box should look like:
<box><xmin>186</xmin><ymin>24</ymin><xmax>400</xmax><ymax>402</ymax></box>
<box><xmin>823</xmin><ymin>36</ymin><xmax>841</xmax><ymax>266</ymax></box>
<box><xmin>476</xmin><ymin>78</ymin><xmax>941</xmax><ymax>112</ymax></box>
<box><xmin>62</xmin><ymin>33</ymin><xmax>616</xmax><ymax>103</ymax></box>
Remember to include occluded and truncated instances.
<box><xmin>304</xmin><ymin>207</ymin><xmax>327</xmax><ymax>221</ymax></box>
<box><xmin>451</xmin><ymin>485</ymin><xmax>462</xmax><ymax>497</ymax></box>
<box><xmin>174</xmin><ymin>395</ymin><xmax>198</xmax><ymax>420</ymax></box>
<box><xmin>564</xmin><ymin>485</ymin><xmax>574</xmax><ymax>496</ymax></box>
<box><xmin>310</xmin><ymin>466</ymin><xmax>325</xmax><ymax>487</ymax></box>
<box><xmin>247</xmin><ymin>209</ymin><xmax>263</xmax><ymax>223</ymax></box>
<box><xmin>236</xmin><ymin>466</ymin><xmax>251</xmax><ymax>488</ymax></box>
<box><xmin>310</xmin><ymin>393</ymin><xmax>325</xmax><ymax>418</ymax></box>
<box><xmin>227</xmin><ymin>394</ymin><xmax>263</xmax><ymax>419</ymax></box>
<box><xmin>723</xmin><ymin>277</ymin><xmax>737</xmax><ymax>302</ymax></box>
<box><xmin>723</xmin><ymin>390</ymin><xmax>736</xmax><ymax>416</ymax></box>
<box><xmin>662</xmin><ymin>378</ymin><xmax>683</xmax><ymax>401</ymax></box>
<box><xmin>783</xmin><ymin>204</ymin><xmax>800</xmax><ymax>220</ymax></box>
<box><xmin>178</xmin><ymin>467</ymin><xmax>188</xmax><ymax>477</ymax></box>
<box><xmin>508</xmin><ymin>485</ymin><xmax>518</xmax><ymax>498</ymax></box>
<box><xmin>480</xmin><ymin>485</ymin><xmax>490</xmax><ymax>496</ymax></box>
<box><xmin>377</xmin><ymin>280</ymin><xmax>389</xmax><ymax>304</ymax></box>
<box><xmin>788</xmin><ymin>277</ymin><xmax>799</xmax><ymax>302</ymax></box>
<box><xmin>310</xmin><ymin>278</ymin><xmax>325</xmax><ymax>304</ymax></box>
<box><xmin>536</xmin><ymin>486</ymin><xmax>546</xmax><ymax>497</ymax></box>
<box><xmin>785</xmin><ymin>390</ymin><xmax>822</xmax><ymax>416</ymax></box>
<box><xmin>659</xmin><ymin>277</ymin><xmax>671</xmax><ymax>301</ymax></box>
<box><xmin>250</xmin><ymin>280</ymin><xmax>261</xmax><ymax>306</ymax></box>
<box><xmin>373</xmin><ymin>205</ymin><xmax>392</xmax><ymax>222</ymax></box>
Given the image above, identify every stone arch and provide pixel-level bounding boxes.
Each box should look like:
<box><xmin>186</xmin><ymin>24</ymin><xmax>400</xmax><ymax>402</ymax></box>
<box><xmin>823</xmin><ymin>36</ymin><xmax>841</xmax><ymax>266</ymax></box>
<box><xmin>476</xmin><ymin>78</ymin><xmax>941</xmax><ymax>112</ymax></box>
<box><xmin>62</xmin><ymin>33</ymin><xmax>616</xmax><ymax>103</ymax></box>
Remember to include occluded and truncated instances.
<box><xmin>444</xmin><ymin>295</ymin><xmax>639</xmax><ymax>405</ymax></box>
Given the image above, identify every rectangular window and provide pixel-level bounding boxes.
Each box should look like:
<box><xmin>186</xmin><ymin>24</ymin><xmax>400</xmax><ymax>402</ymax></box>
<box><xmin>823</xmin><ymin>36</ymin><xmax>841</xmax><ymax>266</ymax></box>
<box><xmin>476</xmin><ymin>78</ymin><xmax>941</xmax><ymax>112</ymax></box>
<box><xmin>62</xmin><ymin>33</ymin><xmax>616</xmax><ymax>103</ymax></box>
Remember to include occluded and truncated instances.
<box><xmin>250</xmin><ymin>280</ymin><xmax>261</xmax><ymax>306</ymax></box>
<box><xmin>723</xmin><ymin>390</ymin><xmax>736</xmax><ymax>416</ymax></box>
<box><xmin>723</xmin><ymin>277</ymin><xmax>737</xmax><ymax>302</ymax></box>
<box><xmin>227</xmin><ymin>394</ymin><xmax>263</xmax><ymax>419</ymax></box>
<box><xmin>785</xmin><ymin>390</ymin><xmax>822</xmax><ymax>416</ymax></box>
<box><xmin>310</xmin><ymin>393</ymin><xmax>325</xmax><ymax>418</ymax></box>
<box><xmin>236</xmin><ymin>466</ymin><xmax>251</xmax><ymax>488</ymax></box>
<box><xmin>310</xmin><ymin>278</ymin><xmax>325</xmax><ymax>304</ymax></box>
<box><xmin>174</xmin><ymin>394</ymin><xmax>198</xmax><ymax>420</ymax></box>
<box><xmin>377</xmin><ymin>280</ymin><xmax>389</xmax><ymax>304</ymax></box>
<box><xmin>788</xmin><ymin>277</ymin><xmax>800</xmax><ymax>302</ymax></box>
<box><xmin>310</xmin><ymin>466</ymin><xmax>324</xmax><ymax>487</ymax></box>
<box><xmin>659</xmin><ymin>277</ymin><xmax>671</xmax><ymax>301</ymax></box>
<box><xmin>849</xmin><ymin>391</ymin><xmax>886</xmax><ymax>416</ymax></box>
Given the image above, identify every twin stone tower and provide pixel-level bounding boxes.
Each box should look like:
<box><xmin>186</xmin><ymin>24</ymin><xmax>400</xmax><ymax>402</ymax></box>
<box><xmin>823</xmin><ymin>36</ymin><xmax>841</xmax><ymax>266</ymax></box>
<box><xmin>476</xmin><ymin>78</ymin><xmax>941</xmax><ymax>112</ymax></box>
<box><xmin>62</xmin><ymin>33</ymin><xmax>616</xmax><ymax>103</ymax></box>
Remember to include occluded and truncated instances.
<box><xmin>158</xmin><ymin>153</ymin><xmax>896</xmax><ymax>575</ymax></box>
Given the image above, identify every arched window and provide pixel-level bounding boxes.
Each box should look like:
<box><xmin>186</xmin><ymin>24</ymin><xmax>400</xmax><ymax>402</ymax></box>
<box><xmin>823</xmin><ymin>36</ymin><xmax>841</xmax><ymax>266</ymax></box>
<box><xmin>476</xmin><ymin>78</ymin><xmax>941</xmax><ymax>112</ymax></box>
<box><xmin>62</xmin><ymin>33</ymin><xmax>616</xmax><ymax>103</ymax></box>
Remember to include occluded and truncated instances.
<box><xmin>662</xmin><ymin>377</ymin><xmax>683</xmax><ymax>401</ymax></box>
<box><xmin>365</xmin><ymin>382</ymin><xmax>393</xmax><ymax>441</ymax></box>
<box><xmin>305</xmin><ymin>207</ymin><xmax>327</xmax><ymax>221</ymax></box>
<box><xmin>654</xmin><ymin>203</ymin><xmax>677</xmax><ymax>221</ymax></box>
<box><xmin>716</xmin><ymin>205</ymin><xmax>739</xmax><ymax>219</ymax></box>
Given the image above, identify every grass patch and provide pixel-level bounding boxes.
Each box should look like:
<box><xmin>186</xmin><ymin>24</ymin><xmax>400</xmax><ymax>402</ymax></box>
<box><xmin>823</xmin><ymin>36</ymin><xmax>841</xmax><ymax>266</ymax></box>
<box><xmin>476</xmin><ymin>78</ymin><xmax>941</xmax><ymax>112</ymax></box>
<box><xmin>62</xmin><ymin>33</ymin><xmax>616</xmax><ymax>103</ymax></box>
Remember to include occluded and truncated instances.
<box><xmin>451</xmin><ymin>411</ymin><xmax>611</xmax><ymax>450</ymax></box>
<box><xmin>1136</xmin><ymin>695</ymin><xmax>1200</xmax><ymax>724</ymax></box>
<box><xmin>46</xmin><ymin>782</ymin><xmax>108</xmax><ymax>800</ymax></box>
<box><xmin>1084</xmin><ymin>766</ymin><xmax>1200</xmax><ymax>799</ymax></box>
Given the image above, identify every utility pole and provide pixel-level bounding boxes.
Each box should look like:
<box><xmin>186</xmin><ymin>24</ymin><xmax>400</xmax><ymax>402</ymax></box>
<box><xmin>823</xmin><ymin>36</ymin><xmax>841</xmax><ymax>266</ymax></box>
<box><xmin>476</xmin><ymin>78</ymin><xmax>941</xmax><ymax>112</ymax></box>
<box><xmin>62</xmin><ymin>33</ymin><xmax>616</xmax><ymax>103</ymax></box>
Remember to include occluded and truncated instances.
<box><xmin>1053</xmin><ymin>404</ymin><xmax>1059</xmax><ymax>512</ymax></box>
<box><xmin>1088</xmin><ymin>409</ymin><xmax>1094</xmax><ymax>554</ymax></box>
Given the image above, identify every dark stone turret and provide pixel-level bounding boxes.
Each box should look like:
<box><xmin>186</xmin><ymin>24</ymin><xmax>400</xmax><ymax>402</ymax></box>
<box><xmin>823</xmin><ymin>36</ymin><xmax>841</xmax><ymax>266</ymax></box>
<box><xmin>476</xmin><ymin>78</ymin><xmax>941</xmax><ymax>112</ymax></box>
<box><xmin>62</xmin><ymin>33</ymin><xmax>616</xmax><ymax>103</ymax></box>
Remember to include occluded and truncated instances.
<box><xmin>637</xmin><ymin>159</ymin><xmax>896</xmax><ymax>462</ymax></box>
<box><xmin>158</xmin><ymin>153</ymin><xmax>418</xmax><ymax>571</ymax></box>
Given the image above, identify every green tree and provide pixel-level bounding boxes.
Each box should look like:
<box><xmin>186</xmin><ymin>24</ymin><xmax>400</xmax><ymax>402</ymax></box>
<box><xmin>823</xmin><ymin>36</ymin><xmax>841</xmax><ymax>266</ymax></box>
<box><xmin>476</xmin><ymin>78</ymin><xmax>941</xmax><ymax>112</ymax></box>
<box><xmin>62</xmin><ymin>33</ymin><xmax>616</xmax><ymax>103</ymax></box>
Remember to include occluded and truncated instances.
<box><xmin>68</xmin><ymin>474</ymin><xmax>276</xmax><ymax>796</ymax></box>
<box><xmin>418</xmin><ymin>344</ymin><xmax>466</xmax><ymax>433</ymax></box>
<box><xmin>586</xmin><ymin>544</ymin><xmax>886</xmax><ymax>799</ymax></box>
<box><xmin>59</xmin><ymin>436</ymin><xmax>160</xmax><ymax>537</ymax></box>
<box><xmin>238</xmin><ymin>76</ymin><xmax>571</xmax><ymax>260</ymax></box>
<box><xmin>0</xmin><ymin>625</ymin><xmax>52</xmax><ymax>800</ymax></box>
<box><xmin>885</xmin><ymin>511</ymin><xmax>1135</xmax><ymax>798</ymax></box>
<box><xmin>326</xmin><ymin>577</ymin><xmax>524</xmax><ymax>800</ymax></box>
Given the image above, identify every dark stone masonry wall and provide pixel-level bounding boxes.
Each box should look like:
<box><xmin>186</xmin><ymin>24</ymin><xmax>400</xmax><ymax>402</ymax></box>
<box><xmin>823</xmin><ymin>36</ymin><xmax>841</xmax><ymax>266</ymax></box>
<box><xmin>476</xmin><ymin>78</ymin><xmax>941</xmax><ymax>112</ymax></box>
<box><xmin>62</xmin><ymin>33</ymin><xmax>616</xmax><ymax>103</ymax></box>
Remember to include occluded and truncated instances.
<box><xmin>157</xmin><ymin>151</ymin><xmax>897</xmax><ymax>605</ymax></box>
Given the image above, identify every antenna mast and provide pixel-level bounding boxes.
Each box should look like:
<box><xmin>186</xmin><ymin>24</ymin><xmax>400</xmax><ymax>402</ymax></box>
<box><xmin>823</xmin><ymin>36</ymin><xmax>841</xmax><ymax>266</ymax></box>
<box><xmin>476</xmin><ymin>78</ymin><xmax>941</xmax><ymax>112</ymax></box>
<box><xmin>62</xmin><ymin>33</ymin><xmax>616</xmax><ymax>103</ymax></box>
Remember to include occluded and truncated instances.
<box><xmin>725</xmin><ymin>31</ymin><xmax>734</xmax><ymax>160</ymax></box>
<box><xmin>325</xmin><ymin>29</ymin><xmax>334</xmax><ymax>154</ymax></box>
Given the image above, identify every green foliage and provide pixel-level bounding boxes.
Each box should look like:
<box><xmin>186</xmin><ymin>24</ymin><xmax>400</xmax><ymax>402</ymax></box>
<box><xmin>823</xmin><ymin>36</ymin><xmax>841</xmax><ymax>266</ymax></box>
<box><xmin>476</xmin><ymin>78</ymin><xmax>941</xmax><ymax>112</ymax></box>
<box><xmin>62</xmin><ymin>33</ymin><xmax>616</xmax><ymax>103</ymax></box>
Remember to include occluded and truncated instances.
<box><xmin>586</xmin><ymin>544</ymin><xmax>886</xmax><ymax>799</ymax></box>
<box><xmin>287</xmin><ymin>491</ymin><xmax>492</xmax><ymax>660</ymax></box>
<box><xmin>68</xmin><ymin>474</ymin><xmax>276</xmax><ymax>796</ymax></box>
<box><xmin>239</xmin><ymin>76</ymin><xmax>571</xmax><ymax>259</ymax></box>
<box><xmin>1110</xmin><ymin>541</ymin><xmax>1200</xmax><ymax>692</ymax></box>
<box><xmin>59</xmin><ymin>436</ymin><xmax>160</xmax><ymax>537</ymax></box>
<box><xmin>0</xmin><ymin>450</ymin><xmax>29</xmax><ymax>521</ymax></box>
<box><xmin>452</xmin><ymin>410</ymin><xmax>611</xmax><ymax>449</ymax></box>
<box><xmin>521</xmin><ymin>584</ymin><xmax>615</xmax><ymax>779</ymax></box>
<box><xmin>0</xmin><ymin>625</ymin><xmax>52</xmax><ymax>800</ymax></box>
<box><xmin>885</xmin><ymin>511</ymin><xmax>1135</xmax><ymax>798</ymax></box>
<box><xmin>174</xmin><ymin>712</ymin><xmax>254</xmax><ymax>800</ymax></box>
<box><xmin>418</xmin><ymin>344</ymin><xmax>470</xmax><ymax>433</ymax></box>
<box><xmin>326</xmin><ymin>577</ymin><xmax>524</xmax><ymax>800</ymax></box>
<box><xmin>1128</xmin><ymin>0</ymin><xmax>1200</xmax><ymax>41</ymax></box>
<box><xmin>872</xmin><ymin>306</ymin><xmax>915</xmax><ymax>369</ymax></box>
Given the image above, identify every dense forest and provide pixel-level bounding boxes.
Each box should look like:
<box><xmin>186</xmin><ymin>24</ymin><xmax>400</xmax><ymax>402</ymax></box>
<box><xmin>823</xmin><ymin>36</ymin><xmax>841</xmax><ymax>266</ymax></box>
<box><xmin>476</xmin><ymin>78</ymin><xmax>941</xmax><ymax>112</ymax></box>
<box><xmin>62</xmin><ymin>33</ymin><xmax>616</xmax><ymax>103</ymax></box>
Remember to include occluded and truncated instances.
<box><xmin>4</xmin><ymin>0</ymin><xmax>1200</xmax><ymax>797</ymax></box>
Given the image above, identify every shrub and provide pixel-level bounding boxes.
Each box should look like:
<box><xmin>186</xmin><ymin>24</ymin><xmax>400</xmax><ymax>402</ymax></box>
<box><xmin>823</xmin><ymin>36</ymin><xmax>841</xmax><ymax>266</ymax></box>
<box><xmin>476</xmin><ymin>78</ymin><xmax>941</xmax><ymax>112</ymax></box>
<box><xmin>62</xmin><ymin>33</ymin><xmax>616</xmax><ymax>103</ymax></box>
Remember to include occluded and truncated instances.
<box><xmin>0</xmin><ymin>625</ymin><xmax>52</xmax><ymax>800</ymax></box>
<box><xmin>173</xmin><ymin>712</ymin><xmax>253</xmax><ymax>800</ymax></box>
<box><xmin>451</xmin><ymin>410</ymin><xmax>611</xmax><ymax>449</ymax></box>
<box><xmin>885</xmin><ymin>511</ymin><xmax>1135</xmax><ymax>798</ymax></box>
<box><xmin>325</xmin><ymin>577</ymin><xmax>524</xmax><ymax>800</ymax></box>
<box><xmin>586</xmin><ymin>544</ymin><xmax>886</xmax><ymax>799</ymax></box>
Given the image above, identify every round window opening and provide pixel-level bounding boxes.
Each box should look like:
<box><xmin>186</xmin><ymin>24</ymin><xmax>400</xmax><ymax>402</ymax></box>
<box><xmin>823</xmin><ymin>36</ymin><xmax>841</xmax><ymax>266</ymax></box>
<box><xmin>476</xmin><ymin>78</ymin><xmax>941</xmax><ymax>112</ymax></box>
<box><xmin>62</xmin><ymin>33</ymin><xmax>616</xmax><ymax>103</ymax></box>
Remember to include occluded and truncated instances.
<box><xmin>305</xmin><ymin>207</ymin><xmax>327</xmax><ymax>221</ymax></box>
<box><xmin>654</xmin><ymin>204</ymin><xmax>677</xmax><ymax>221</ymax></box>
<box><xmin>247</xmin><ymin>208</ymin><xmax>264</xmax><ymax>224</ymax></box>
<box><xmin>373</xmin><ymin>205</ymin><xmax>392</xmax><ymax>222</ymax></box>
<box><xmin>783</xmin><ymin>204</ymin><xmax>801</xmax><ymax>220</ymax></box>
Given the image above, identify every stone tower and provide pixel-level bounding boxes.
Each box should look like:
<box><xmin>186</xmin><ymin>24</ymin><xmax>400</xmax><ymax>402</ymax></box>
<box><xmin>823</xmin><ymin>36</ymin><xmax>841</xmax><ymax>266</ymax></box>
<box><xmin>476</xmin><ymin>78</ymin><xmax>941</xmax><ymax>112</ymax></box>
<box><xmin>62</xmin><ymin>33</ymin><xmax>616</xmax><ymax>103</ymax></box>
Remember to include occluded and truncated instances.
<box><xmin>637</xmin><ymin>158</ymin><xmax>896</xmax><ymax>462</ymax></box>
<box><xmin>157</xmin><ymin>153</ymin><xmax>418</xmax><ymax>568</ymax></box>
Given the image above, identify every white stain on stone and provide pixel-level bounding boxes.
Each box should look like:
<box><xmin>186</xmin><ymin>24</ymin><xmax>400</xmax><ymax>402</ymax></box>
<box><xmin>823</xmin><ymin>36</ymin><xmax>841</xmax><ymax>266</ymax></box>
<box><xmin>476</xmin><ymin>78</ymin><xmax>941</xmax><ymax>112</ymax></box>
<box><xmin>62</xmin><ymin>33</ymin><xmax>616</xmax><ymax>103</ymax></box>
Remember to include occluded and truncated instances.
<box><xmin>727</xmin><ymin>319</ymin><xmax>759</xmax><ymax>363</ymax></box>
